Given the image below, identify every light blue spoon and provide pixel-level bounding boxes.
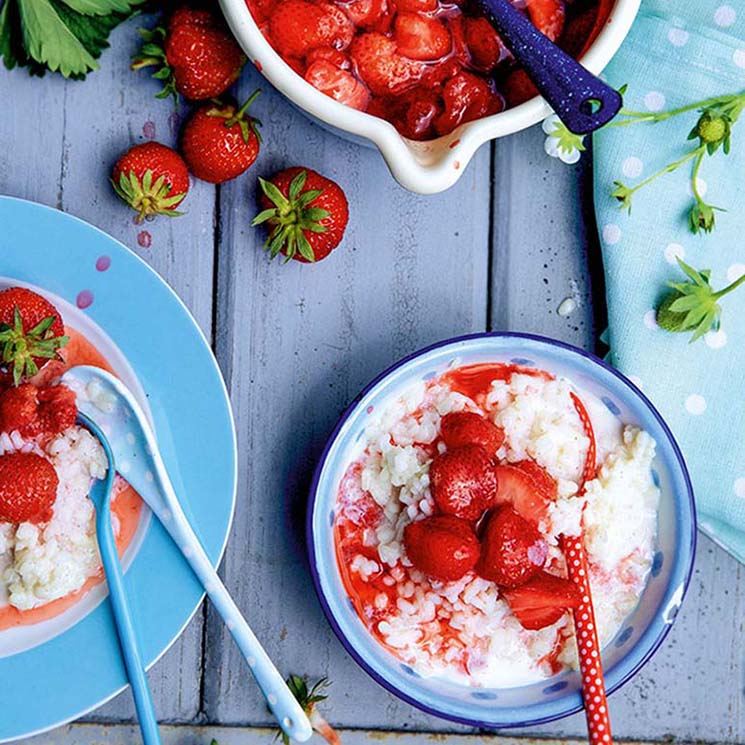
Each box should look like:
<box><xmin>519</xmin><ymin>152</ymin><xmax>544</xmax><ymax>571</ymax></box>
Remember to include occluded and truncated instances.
<box><xmin>79</xmin><ymin>412</ymin><xmax>162</xmax><ymax>745</ymax></box>
<box><xmin>63</xmin><ymin>366</ymin><xmax>312</xmax><ymax>743</ymax></box>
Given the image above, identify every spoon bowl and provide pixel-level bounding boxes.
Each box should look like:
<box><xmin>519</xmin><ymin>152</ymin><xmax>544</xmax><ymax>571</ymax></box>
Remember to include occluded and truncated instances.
<box><xmin>64</xmin><ymin>366</ymin><xmax>313</xmax><ymax>743</ymax></box>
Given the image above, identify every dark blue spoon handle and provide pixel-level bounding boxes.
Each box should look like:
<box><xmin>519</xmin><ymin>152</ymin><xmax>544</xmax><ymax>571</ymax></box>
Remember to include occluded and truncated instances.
<box><xmin>475</xmin><ymin>0</ymin><xmax>622</xmax><ymax>134</ymax></box>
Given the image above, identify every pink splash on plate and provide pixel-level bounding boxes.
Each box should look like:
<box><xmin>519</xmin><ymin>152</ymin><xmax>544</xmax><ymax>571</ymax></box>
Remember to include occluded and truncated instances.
<box><xmin>142</xmin><ymin>121</ymin><xmax>156</xmax><ymax>139</ymax></box>
<box><xmin>76</xmin><ymin>290</ymin><xmax>94</xmax><ymax>309</ymax></box>
<box><xmin>137</xmin><ymin>230</ymin><xmax>152</xmax><ymax>248</ymax></box>
<box><xmin>96</xmin><ymin>255</ymin><xmax>111</xmax><ymax>272</ymax></box>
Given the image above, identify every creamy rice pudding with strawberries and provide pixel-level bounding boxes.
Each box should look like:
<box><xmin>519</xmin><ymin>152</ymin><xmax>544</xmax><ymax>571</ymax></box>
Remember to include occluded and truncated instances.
<box><xmin>0</xmin><ymin>286</ymin><xmax>141</xmax><ymax>629</ymax></box>
<box><xmin>334</xmin><ymin>362</ymin><xmax>659</xmax><ymax>687</ymax></box>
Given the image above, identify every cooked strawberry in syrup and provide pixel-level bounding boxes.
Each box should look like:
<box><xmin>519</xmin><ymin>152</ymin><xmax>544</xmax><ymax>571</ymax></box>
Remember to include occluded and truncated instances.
<box><xmin>246</xmin><ymin>0</ymin><xmax>612</xmax><ymax>139</ymax></box>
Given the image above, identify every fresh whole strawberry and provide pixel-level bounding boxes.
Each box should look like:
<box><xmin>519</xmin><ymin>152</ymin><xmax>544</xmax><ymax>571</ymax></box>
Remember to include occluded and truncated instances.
<box><xmin>429</xmin><ymin>443</ymin><xmax>496</xmax><ymax>522</ymax></box>
<box><xmin>404</xmin><ymin>515</ymin><xmax>480</xmax><ymax>581</ymax></box>
<box><xmin>350</xmin><ymin>32</ymin><xmax>423</xmax><ymax>96</ymax></box>
<box><xmin>440</xmin><ymin>411</ymin><xmax>504</xmax><ymax>454</ymax></box>
<box><xmin>132</xmin><ymin>6</ymin><xmax>246</xmax><ymax>102</ymax></box>
<box><xmin>493</xmin><ymin>458</ymin><xmax>558</xmax><ymax>521</ymax></box>
<box><xmin>0</xmin><ymin>287</ymin><xmax>68</xmax><ymax>386</ymax></box>
<box><xmin>0</xmin><ymin>451</ymin><xmax>58</xmax><ymax>524</ymax></box>
<box><xmin>304</xmin><ymin>61</ymin><xmax>370</xmax><ymax>111</ymax></box>
<box><xmin>181</xmin><ymin>92</ymin><xmax>263</xmax><ymax>184</ymax></box>
<box><xmin>477</xmin><ymin>505</ymin><xmax>548</xmax><ymax>587</ymax></box>
<box><xmin>268</xmin><ymin>0</ymin><xmax>354</xmax><ymax>59</ymax></box>
<box><xmin>501</xmin><ymin>571</ymin><xmax>581</xmax><ymax>630</ymax></box>
<box><xmin>112</xmin><ymin>142</ymin><xmax>190</xmax><ymax>223</ymax></box>
<box><xmin>393</xmin><ymin>13</ymin><xmax>451</xmax><ymax>62</ymax></box>
<box><xmin>252</xmin><ymin>167</ymin><xmax>349</xmax><ymax>262</ymax></box>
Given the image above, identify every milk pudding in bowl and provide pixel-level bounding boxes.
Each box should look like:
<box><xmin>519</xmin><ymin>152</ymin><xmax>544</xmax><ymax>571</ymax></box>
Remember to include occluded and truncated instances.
<box><xmin>0</xmin><ymin>284</ymin><xmax>145</xmax><ymax>651</ymax></box>
<box><xmin>309</xmin><ymin>334</ymin><xmax>695</xmax><ymax>726</ymax></box>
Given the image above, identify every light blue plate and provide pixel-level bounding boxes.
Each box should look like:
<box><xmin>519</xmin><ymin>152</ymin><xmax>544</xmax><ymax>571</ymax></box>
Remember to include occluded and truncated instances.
<box><xmin>0</xmin><ymin>197</ymin><xmax>237</xmax><ymax>741</ymax></box>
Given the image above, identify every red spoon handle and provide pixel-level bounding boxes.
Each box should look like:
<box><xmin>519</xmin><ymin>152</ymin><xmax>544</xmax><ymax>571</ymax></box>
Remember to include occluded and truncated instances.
<box><xmin>564</xmin><ymin>534</ymin><xmax>613</xmax><ymax>745</ymax></box>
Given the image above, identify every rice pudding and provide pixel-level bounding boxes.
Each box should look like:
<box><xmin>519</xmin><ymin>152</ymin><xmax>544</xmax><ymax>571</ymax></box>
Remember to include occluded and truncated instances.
<box><xmin>334</xmin><ymin>362</ymin><xmax>659</xmax><ymax>688</ymax></box>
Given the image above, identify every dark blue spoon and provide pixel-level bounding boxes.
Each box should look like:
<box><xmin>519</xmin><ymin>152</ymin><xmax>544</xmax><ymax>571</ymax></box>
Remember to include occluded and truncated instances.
<box><xmin>475</xmin><ymin>0</ymin><xmax>622</xmax><ymax>134</ymax></box>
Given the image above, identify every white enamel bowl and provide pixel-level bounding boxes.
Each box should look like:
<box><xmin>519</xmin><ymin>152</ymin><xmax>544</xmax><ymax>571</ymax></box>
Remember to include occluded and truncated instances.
<box><xmin>220</xmin><ymin>0</ymin><xmax>640</xmax><ymax>193</ymax></box>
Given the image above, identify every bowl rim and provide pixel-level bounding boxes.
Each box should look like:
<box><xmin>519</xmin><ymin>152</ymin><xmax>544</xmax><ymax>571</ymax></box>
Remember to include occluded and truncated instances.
<box><xmin>219</xmin><ymin>0</ymin><xmax>642</xmax><ymax>193</ymax></box>
<box><xmin>306</xmin><ymin>331</ymin><xmax>697</xmax><ymax>728</ymax></box>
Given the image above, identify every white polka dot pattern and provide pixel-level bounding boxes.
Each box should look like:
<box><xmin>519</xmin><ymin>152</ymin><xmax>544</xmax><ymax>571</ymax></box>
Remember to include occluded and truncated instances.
<box><xmin>566</xmin><ymin>394</ymin><xmax>613</xmax><ymax>745</ymax></box>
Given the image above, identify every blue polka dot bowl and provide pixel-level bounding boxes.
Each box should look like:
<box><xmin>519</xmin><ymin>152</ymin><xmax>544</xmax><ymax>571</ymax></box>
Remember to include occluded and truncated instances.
<box><xmin>308</xmin><ymin>333</ymin><xmax>696</xmax><ymax>728</ymax></box>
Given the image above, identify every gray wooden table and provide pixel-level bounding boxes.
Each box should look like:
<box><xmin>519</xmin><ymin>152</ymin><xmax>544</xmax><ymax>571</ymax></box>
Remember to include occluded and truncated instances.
<box><xmin>1</xmin><ymin>14</ymin><xmax>742</xmax><ymax>745</ymax></box>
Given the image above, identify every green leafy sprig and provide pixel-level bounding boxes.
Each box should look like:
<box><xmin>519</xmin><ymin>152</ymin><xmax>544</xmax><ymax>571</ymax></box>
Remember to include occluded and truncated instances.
<box><xmin>0</xmin><ymin>0</ymin><xmax>145</xmax><ymax>79</ymax></box>
<box><xmin>610</xmin><ymin>91</ymin><xmax>745</xmax><ymax>234</ymax></box>
<box><xmin>275</xmin><ymin>675</ymin><xmax>340</xmax><ymax>745</ymax></box>
<box><xmin>656</xmin><ymin>257</ymin><xmax>745</xmax><ymax>342</ymax></box>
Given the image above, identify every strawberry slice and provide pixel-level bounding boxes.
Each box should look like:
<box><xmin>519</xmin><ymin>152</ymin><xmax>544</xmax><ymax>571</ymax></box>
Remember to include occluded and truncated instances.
<box><xmin>502</xmin><ymin>571</ymin><xmax>581</xmax><ymax>630</ymax></box>
<box><xmin>493</xmin><ymin>459</ymin><xmax>558</xmax><ymax>521</ymax></box>
<box><xmin>440</xmin><ymin>411</ymin><xmax>505</xmax><ymax>454</ymax></box>
<box><xmin>305</xmin><ymin>60</ymin><xmax>370</xmax><ymax>110</ymax></box>
<box><xmin>350</xmin><ymin>32</ymin><xmax>423</xmax><ymax>96</ymax></box>
<box><xmin>429</xmin><ymin>444</ymin><xmax>497</xmax><ymax>522</ymax></box>
<box><xmin>526</xmin><ymin>0</ymin><xmax>566</xmax><ymax>42</ymax></box>
<box><xmin>478</xmin><ymin>506</ymin><xmax>548</xmax><ymax>587</ymax></box>
<box><xmin>394</xmin><ymin>13</ymin><xmax>451</xmax><ymax>62</ymax></box>
<box><xmin>269</xmin><ymin>0</ymin><xmax>354</xmax><ymax>59</ymax></box>
<box><xmin>404</xmin><ymin>515</ymin><xmax>480</xmax><ymax>581</ymax></box>
<box><xmin>463</xmin><ymin>16</ymin><xmax>505</xmax><ymax>72</ymax></box>
<box><xmin>509</xmin><ymin>605</ymin><xmax>566</xmax><ymax>630</ymax></box>
<box><xmin>342</xmin><ymin>0</ymin><xmax>388</xmax><ymax>29</ymax></box>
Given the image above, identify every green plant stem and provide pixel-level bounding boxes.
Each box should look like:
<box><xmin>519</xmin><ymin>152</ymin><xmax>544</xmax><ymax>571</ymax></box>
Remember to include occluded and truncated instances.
<box><xmin>624</xmin><ymin>147</ymin><xmax>703</xmax><ymax>197</ymax></box>
<box><xmin>690</xmin><ymin>148</ymin><xmax>706</xmax><ymax>203</ymax></box>
<box><xmin>714</xmin><ymin>271</ymin><xmax>745</xmax><ymax>299</ymax></box>
<box><xmin>610</xmin><ymin>93</ymin><xmax>745</xmax><ymax>127</ymax></box>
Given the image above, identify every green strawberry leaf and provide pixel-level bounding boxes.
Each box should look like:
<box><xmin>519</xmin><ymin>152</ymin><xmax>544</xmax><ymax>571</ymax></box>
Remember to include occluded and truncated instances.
<box><xmin>17</xmin><ymin>0</ymin><xmax>98</xmax><ymax>76</ymax></box>
<box><xmin>60</xmin><ymin>0</ymin><xmax>139</xmax><ymax>15</ymax></box>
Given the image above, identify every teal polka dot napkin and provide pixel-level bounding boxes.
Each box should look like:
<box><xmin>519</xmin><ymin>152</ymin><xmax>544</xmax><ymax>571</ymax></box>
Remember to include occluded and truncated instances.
<box><xmin>593</xmin><ymin>0</ymin><xmax>745</xmax><ymax>561</ymax></box>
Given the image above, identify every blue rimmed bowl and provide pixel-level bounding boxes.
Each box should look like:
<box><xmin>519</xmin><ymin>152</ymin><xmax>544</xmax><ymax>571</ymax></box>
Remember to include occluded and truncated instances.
<box><xmin>307</xmin><ymin>332</ymin><xmax>696</xmax><ymax>728</ymax></box>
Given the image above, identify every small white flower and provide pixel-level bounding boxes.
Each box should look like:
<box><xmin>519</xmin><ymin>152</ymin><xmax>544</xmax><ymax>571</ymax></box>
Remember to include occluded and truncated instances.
<box><xmin>542</xmin><ymin>114</ymin><xmax>586</xmax><ymax>165</ymax></box>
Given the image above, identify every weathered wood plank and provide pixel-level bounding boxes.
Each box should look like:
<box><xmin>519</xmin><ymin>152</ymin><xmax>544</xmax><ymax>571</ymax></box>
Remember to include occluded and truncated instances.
<box><xmin>21</xmin><ymin>721</ymin><xmax>710</xmax><ymax>745</ymax></box>
<box><xmin>0</xmin><ymin>19</ymin><xmax>213</xmax><ymax>723</ymax></box>
<box><xmin>202</xmin><ymin>64</ymin><xmax>490</xmax><ymax>730</ymax></box>
<box><xmin>490</xmin><ymin>128</ymin><xmax>601</xmax><ymax>352</ymax></box>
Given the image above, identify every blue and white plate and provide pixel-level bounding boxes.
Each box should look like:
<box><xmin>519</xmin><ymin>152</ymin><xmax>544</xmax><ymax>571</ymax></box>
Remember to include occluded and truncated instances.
<box><xmin>0</xmin><ymin>197</ymin><xmax>237</xmax><ymax>741</ymax></box>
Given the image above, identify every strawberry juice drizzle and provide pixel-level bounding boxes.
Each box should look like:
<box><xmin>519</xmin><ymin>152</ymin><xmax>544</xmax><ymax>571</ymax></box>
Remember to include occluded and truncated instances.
<box><xmin>0</xmin><ymin>327</ymin><xmax>144</xmax><ymax>629</ymax></box>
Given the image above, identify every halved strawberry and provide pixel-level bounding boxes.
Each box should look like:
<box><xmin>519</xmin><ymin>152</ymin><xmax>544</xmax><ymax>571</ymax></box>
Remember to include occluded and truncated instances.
<box><xmin>526</xmin><ymin>0</ymin><xmax>566</xmax><ymax>42</ymax></box>
<box><xmin>463</xmin><ymin>16</ymin><xmax>505</xmax><ymax>72</ymax></box>
<box><xmin>0</xmin><ymin>383</ymin><xmax>77</xmax><ymax>439</ymax></box>
<box><xmin>305</xmin><ymin>60</ymin><xmax>370</xmax><ymax>110</ymax></box>
<box><xmin>404</xmin><ymin>515</ymin><xmax>480</xmax><ymax>581</ymax></box>
<box><xmin>493</xmin><ymin>459</ymin><xmax>558</xmax><ymax>521</ymax></box>
<box><xmin>269</xmin><ymin>0</ymin><xmax>354</xmax><ymax>59</ymax></box>
<box><xmin>341</xmin><ymin>0</ymin><xmax>388</xmax><ymax>29</ymax></box>
<box><xmin>429</xmin><ymin>444</ymin><xmax>496</xmax><ymax>522</ymax></box>
<box><xmin>307</xmin><ymin>47</ymin><xmax>351</xmax><ymax>69</ymax></box>
<box><xmin>394</xmin><ymin>0</ymin><xmax>437</xmax><ymax>11</ymax></box>
<box><xmin>477</xmin><ymin>505</ymin><xmax>548</xmax><ymax>587</ymax></box>
<box><xmin>394</xmin><ymin>90</ymin><xmax>443</xmax><ymax>140</ymax></box>
<box><xmin>394</xmin><ymin>13</ymin><xmax>451</xmax><ymax>61</ymax></box>
<box><xmin>440</xmin><ymin>411</ymin><xmax>504</xmax><ymax>454</ymax></box>
<box><xmin>433</xmin><ymin>71</ymin><xmax>503</xmax><ymax>136</ymax></box>
<box><xmin>350</xmin><ymin>32</ymin><xmax>423</xmax><ymax>96</ymax></box>
<box><xmin>502</xmin><ymin>571</ymin><xmax>581</xmax><ymax>630</ymax></box>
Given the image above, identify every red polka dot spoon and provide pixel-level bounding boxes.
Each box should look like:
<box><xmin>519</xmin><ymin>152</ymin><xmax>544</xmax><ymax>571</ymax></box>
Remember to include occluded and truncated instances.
<box><xmin>564</xmin><ymin>392</ymin><xmax>613</xmax><ymax>745</ymax></box>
